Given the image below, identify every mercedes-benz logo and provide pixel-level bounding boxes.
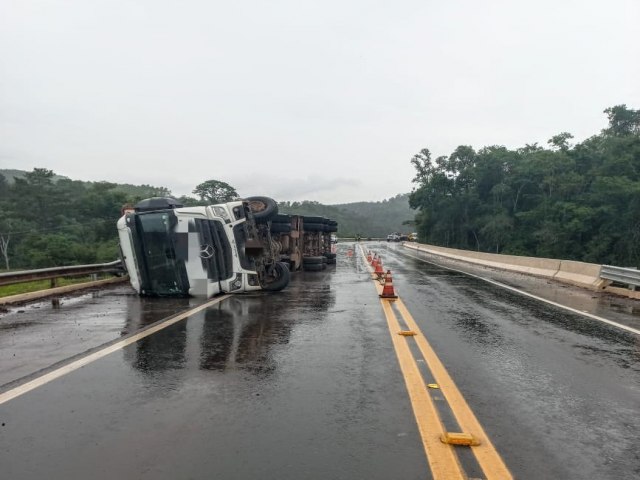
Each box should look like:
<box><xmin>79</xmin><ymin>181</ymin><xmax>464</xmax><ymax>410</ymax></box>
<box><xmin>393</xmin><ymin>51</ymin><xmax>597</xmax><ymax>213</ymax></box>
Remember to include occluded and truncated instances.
<box><xmin>200</xmin><ymin>244</ymin><xmax>214</xmax><ymax>258</ymax></box>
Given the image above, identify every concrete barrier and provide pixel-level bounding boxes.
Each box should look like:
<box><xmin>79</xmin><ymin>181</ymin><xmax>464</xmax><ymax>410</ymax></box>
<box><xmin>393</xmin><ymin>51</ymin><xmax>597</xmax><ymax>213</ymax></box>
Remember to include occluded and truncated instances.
<box><xmin>554</xmin><ymin>260</ymin><xmax>605</xmax><ymax>289</ymax></box>
<box><xmin>402</xmin><ymin>242</ymin><xmax>603</xmax><ymax>290</ymax></box>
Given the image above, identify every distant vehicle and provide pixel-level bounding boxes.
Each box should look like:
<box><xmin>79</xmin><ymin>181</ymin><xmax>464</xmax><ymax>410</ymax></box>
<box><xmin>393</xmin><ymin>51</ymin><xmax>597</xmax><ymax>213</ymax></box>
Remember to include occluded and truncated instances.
<box><xmin>387</xmin><ymin>233</ymin><xmax>400</xmax><ymax>242</ymax></box>
<box><xmin>408</xmin><ymin>232</ymin><xmax>418</xmax><ymax>241</ymax></box>
<box><xmin>117</xmin><ymin>196</ymin><xmax>289</xmax><ymax>297</ymax></box>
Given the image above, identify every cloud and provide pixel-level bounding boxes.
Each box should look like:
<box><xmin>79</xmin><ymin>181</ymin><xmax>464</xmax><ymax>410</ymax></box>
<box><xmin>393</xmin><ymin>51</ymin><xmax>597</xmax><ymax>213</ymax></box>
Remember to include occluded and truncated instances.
<box><xmin>1</xmin><ymin>0</ymin><xmax>639</xmax><ymax>205</ymax></box>
<box><xmin>231</xmin><ymin>174</ymin><xmax>363</xmax><ymax>204</ymax></box>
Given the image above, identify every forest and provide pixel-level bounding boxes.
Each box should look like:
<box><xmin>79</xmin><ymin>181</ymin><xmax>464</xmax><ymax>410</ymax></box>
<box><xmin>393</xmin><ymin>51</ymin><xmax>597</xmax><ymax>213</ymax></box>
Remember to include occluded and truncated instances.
<box><xmin>0</xmin><ymin>172</ymin><xmax>172</xmax><ymax>270</ymax></box>
<box><xmin>0</xmin><ymin>171</ymin><xmax>412</xmax><ymax>270</ymax></box>
<box><xmin>409</xmin><ymin>105</ymin><xmax>640</xmax><ymax>266</ymax></box>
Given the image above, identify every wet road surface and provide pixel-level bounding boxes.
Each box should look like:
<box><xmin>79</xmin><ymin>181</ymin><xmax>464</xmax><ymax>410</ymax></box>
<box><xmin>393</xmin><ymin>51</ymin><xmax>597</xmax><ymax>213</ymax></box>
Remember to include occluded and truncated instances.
<box><xmin>0</xmin><ymin>250</ymin><xmax>427</xmax><ymax>479</ymax></box>
<box><xmin>380</xmin><ymin>243</ymin><xmax>640</xmax><ymax>479</ymax></box>
<box><xmin>0</xmin><ymin>242</ymin><xmax>639</xmax><ymax>479</ymax></box>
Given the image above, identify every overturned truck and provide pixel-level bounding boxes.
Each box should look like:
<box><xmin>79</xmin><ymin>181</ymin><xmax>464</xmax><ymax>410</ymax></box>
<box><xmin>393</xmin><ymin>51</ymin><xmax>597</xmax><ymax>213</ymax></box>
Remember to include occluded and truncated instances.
<box><xmin>269</xmin><ymin>214</ymin><xmax>338</xmax><ymax>271</ymax></box>
<box><xmin>117</xmin><ymin>196</ymin><xmax>290</xmax><ymax>297</ymax></box>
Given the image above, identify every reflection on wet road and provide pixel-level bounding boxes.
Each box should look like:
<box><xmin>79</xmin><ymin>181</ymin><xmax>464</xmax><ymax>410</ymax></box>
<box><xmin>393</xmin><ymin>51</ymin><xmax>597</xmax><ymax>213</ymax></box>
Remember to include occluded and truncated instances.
<box><xmin>0</xmin><ymin>242</ymin><xmax>638</xmax><ymax>479</ymax></box>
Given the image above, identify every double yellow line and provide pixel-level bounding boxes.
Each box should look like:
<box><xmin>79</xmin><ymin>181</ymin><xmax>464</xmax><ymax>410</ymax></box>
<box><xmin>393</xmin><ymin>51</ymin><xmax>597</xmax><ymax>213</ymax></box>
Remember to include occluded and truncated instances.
<box><xmin>362</xmin><ymin>247</ymin><xmax>512</xmax><ymax>479</ymax></box>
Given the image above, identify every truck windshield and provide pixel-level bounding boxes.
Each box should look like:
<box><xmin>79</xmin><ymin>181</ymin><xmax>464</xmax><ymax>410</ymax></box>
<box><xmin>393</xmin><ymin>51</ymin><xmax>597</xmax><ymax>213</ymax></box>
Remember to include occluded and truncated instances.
<box><xmin>135</xmin><ymin>212</ymin><xmax>188</xmax><ymax>295</ymax></box>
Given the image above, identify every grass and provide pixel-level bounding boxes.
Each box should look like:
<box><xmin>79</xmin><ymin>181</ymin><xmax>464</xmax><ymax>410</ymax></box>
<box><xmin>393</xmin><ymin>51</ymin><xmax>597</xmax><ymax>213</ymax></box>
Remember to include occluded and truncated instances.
<box><xmin>0</xmin><ymin>274</ymin><xmax>116</xmax><ymax>298</ymax></box>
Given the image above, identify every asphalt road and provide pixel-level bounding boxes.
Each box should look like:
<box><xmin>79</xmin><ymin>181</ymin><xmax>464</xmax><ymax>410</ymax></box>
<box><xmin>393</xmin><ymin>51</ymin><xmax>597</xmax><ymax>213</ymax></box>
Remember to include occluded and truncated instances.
<box><xmin>0</xmin><ymin>242</ymin><xmax>638</xmax><ymax>479</ymax></box>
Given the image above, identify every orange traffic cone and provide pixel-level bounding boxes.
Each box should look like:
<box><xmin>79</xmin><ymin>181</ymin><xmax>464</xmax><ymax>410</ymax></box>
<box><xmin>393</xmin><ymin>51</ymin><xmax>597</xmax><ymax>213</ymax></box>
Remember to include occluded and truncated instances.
<box><xmin>371</xmin><ymin>254</ymin><xmax>378</xmax><ymax>268</ymax></box>
<box><xmin>380</xmin><ymin>270</ymin><xmax>398</xmax><ymax>299</ymax></box>
<box><xmin>374</xmin><ymin>257</ymin><xmax>385</xmax><ymax>278</ymax></box>
<box><xmin>367</xmin><ymin>252</ymin><xmax>372</xmax><ymax>263</ymax></box>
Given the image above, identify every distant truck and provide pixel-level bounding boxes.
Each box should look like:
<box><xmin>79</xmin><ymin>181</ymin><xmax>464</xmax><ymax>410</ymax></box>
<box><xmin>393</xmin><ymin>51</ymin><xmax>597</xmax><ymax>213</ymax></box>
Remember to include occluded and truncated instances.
<box><xmin>117</xmin><ymin>196</ymin><xmax>290</xmax><ymax>297</ymax></box>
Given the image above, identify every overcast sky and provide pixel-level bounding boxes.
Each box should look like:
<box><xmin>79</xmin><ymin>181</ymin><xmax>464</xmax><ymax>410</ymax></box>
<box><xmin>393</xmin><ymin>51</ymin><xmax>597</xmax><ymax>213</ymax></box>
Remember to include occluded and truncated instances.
<box><xmin>1</xmin><ymin>0</ymin><xmax>638</xmax><ymax>204</ymax></box>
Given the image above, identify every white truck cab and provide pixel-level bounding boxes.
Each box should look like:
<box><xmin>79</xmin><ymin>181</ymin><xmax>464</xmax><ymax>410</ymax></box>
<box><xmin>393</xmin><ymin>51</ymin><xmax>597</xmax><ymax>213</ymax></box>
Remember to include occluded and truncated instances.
<box><xmin>117</xmin><ymin>197</ymin><xmax>288</xmax><ymax>297</ymax></box>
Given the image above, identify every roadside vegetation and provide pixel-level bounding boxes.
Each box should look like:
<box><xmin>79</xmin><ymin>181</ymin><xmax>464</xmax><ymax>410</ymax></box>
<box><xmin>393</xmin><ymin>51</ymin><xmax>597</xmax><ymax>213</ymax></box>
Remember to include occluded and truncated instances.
<box><xmin>409</xmin><ymin>105</ymin><xmax>640</xmax><ymax>266</ymax></box>
<box><xmin>0</xmin><ymin>171</ymin><xmax>411</xmax><ymax>270</ymax></box>
<box><xmin>0</xmin><ymin>274</ymin><xmax>116</xmax><ymax>298</ymax></box>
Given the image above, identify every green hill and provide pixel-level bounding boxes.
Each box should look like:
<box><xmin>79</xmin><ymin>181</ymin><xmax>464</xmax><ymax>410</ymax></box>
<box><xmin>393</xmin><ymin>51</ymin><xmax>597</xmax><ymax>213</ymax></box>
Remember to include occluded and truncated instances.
<box><xmin>1</xmin><ymin>169</ymin><xmax>414</xmax><ymax>238</ymax></box>
<box><xmin>279</xmin><ymin>194</ymin><xmax>415</xmax><ymax>238</ymax></box>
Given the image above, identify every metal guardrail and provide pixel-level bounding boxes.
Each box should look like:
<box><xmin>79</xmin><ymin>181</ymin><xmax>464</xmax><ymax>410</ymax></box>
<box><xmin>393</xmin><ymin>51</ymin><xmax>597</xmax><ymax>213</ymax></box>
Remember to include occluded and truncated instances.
<box><xmin>0</xmin><ymin>260</ymin><xmax>125</xmax><ymax>287</ymax></box>
<box><xmin>600</xmin><ymin>265</ymin><xmax>640</xmax><ymax>288</ymax></box>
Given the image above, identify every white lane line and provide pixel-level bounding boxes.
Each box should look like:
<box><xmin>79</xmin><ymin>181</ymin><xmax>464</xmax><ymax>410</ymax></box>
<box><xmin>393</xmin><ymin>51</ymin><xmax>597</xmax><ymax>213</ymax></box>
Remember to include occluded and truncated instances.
<box><xmin>398</xmin><ymin>248</ymin><xmax>640</xmax><ymax>336</ymax></box>
<box><xmin>0</xmin><ymin>295</ymin><xmax>231</xmax><ymax>406</ymax></box>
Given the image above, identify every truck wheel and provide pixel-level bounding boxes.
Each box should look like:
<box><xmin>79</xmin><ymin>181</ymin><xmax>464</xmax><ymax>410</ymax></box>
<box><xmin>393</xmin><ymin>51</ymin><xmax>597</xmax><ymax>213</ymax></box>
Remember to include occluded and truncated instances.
<box><xmin>262</xmin><ymin>262</ymin><xmax>290</xmax><ymax>291</ymax></box>
<box><xmin>302</xmin><ymin>256</ymin><xmax>324</xmax><ymax>265</ymax></box>
<box><xmin>270</xmin><ymin>222</ymin><xmax>292</xmax><ymax>233</ymax></box>
<box><xmin>302</xmin><ymin>222</ymin><xmax>324</xmax><ymax>232</ymax></box>
<box><xmin>271</xmin><ymin>214</ymin><xmax>291</xmax><ymax>224</ymax></box>
<box><xmin>246</xmin><ymin>196</ymin><xmax>278</xmax><ymax>223</ymax></box>
<box><xmin>303</xmin><ymin>263</ymin><xmax>324</xmax><ymax>272</ymax></box>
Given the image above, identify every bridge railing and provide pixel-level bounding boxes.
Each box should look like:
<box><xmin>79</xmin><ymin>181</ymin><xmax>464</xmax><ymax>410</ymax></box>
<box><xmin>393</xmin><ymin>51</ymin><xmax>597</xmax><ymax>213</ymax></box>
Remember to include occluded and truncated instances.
<box><xmin>600</xmin><ymin>265</ymin><xmax>640</xmax><ymax>289</ymax></box>
<box><xmin>401</xmin><ymin>242</ymin><xmax>640</xmax><ymax>298</ymax></box>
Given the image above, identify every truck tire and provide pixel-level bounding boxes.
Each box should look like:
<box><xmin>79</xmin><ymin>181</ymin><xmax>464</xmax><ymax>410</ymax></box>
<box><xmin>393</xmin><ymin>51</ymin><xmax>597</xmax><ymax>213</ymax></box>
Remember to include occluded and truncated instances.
<box><xmin>270</xmin><ymin>222</ymin><xmax>292</xmax><ymax>233</ymax></box>
<box><xmin>262</xmin><ymin>262</ymin><xmax>290</xmax><ymax>291</ymax></box>
<box><xmin>303</xmin><ymin>263</ymin><xmax>324</xmax><ymax>272</ymax></box>
<box><xmin>303</xmin><ymin>222</ymin><xmax>324</xmax><ymax>232</ymax></box>
<box><xmin>246</xmin><ymin>196</ymin><xmax>278</xmax><ymax>223</ymax></box>
<box><xmin>324</xmin><ymin>252</ymin><xmax>336</xmax><ymax>264</ymax></box>
<box><xmin>271</xmin><ymin>214</ymin><xmax>291</xmax><ymax>224</ymax></box>
<box><xmin>302</xmin><ymin>256</ymin><xmax>324</xmax><ymax>265</ymax></box>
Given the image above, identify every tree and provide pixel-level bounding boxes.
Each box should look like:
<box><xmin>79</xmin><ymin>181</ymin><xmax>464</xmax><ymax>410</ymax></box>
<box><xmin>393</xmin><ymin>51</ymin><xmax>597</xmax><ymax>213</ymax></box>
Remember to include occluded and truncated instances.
<box><xmin>192</xmin><ymin>179</ymin><xmax>238</xmax><ymax>203</ymax></box>
<box><xmin>0</xmin><ymin>233</ymin><xmax>9</xmax><ymax>270</ymax></box>
<box><xmin>548</xmin><ymin>132</ymin><xmax>574</xmax><ymax>151</ymax></box>
<box><xmin>408</xmin><ymin>104</ymin><xmax>640</xmax><ymax>266</ymax></box>
<box><xmin>603</xmin><ymin>105</ymin><xmax>640</xmax><ymax>136</ymax></box>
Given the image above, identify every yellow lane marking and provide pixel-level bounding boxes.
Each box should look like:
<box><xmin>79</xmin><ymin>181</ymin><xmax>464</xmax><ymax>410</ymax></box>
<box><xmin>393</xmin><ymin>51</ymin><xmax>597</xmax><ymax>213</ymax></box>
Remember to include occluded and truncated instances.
<box><xmin>359</xmin><ymin>245</ymin><xmax>513</xmax><ymax>479</ymax></box>
<box><xmin>0</xmin><ymin>295</ymin><xmax>231</xmax><ymax>406</ymax></box>
<box><xmin>380</xmin><ymin>300</ymin><xmax>466</xmax><ymax>479</ymax></box>
<box><xmin>395</xmin><ymin>300</ymin><xmax>513</xmax><ymax>479</ymax></box>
